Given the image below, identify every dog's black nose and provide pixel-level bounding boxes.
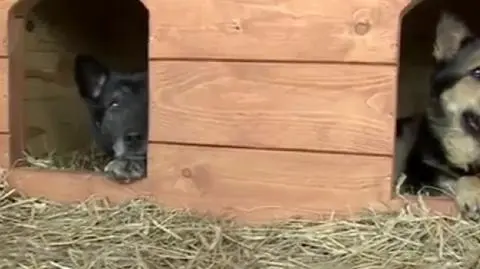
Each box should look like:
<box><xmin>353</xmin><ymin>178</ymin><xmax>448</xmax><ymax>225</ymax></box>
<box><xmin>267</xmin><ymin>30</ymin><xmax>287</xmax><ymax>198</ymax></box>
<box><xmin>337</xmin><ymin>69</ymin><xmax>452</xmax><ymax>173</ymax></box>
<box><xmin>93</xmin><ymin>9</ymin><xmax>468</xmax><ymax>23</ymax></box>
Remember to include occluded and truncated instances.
<box><xmin>125</xmin><ymin>132</ymin><xmax>142</xmax><ymax>143</ymax></box>
<box><xmin>462</xmin><ymin>110</ymin><xmax>480</xmax><ymax>136</ymax></box>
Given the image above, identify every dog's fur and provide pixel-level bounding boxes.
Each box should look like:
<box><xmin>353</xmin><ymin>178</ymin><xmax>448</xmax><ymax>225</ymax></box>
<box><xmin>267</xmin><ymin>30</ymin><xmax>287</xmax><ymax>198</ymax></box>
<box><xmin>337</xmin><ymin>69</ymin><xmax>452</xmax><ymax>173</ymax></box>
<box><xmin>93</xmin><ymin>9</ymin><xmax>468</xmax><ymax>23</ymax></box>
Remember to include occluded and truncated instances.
<box><xmin>74</xmin><ymin>54</ymin><xmax>148</xmax><ymax>183</ymax></box>
<box><xmin>399</xmin><ymin>12</ymin><xmax>480</xmax><ymax>220</ymax></box>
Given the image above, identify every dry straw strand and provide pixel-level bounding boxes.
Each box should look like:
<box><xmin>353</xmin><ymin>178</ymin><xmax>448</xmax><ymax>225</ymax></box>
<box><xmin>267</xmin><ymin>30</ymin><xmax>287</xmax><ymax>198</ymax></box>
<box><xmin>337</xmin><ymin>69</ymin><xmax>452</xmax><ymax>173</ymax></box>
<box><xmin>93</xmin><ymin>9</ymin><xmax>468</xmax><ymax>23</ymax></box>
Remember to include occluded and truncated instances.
<box><xmin>2</xmin><ymin>151</ymin><xmax>480</xmax><ymax>268</ymax></box>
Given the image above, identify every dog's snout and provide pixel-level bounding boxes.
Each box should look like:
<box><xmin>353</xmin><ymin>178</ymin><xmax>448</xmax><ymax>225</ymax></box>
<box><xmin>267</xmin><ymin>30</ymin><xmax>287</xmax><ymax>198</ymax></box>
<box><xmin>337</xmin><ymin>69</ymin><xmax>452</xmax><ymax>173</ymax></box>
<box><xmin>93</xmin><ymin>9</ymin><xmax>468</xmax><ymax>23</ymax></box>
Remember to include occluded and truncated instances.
<box><xmin>125</xmin><ymin>132</ymin><xmax>142</xmax><ymax>143</ymax></box>
<box><xmin>462</xmin><ymin>110</ymin><xmax>480</xmax><ymax>136</ymax></box>
<box><xmin>113</xmin><ymin>139</ymin><xmax>126</xmax><ymax>158</ymax></box>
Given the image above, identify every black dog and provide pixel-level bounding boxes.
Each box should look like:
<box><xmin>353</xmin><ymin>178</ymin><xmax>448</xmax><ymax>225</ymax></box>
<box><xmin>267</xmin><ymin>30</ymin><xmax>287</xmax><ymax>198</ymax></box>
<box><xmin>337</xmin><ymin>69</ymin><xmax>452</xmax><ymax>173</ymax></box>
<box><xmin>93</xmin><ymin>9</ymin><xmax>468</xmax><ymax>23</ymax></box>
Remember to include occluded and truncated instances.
<box><xmin>74</xmin><ymin>54</ymin><xmax>148</xmax><ymax>183</ymax></box>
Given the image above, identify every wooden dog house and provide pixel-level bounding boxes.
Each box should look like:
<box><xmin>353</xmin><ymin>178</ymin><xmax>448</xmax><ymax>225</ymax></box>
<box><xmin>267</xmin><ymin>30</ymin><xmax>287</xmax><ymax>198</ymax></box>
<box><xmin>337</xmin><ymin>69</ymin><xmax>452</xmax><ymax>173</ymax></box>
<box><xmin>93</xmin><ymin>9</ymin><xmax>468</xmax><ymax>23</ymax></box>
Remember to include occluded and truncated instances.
<box><xmin>0</xmin><ymin>0</ymin><xmax>471</xmax><ymax>223</ymax></box>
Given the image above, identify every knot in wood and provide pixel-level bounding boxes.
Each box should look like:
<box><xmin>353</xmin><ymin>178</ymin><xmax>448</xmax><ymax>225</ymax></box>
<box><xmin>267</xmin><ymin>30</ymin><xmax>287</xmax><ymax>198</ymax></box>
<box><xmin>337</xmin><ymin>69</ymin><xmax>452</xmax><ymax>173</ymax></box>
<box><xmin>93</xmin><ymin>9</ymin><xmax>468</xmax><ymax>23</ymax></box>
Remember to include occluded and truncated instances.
<box><xmin>181</xmin><ymin>168</ymin><xmax>192</xmax><ymax>178</ymax></box>
<box><xmin>231</xmin><ymin>19</ymin><xmax>242</xmax><ymax>31</ymax></box>
<box><xmin>25</xmin><ymin>20</ymin><xmax>35</xmax><ymax>32</ymax></box>
<box><xmin>354</xmin><ymin>21</ymin><xmax>371</xmax><ymax>36</ymax></box>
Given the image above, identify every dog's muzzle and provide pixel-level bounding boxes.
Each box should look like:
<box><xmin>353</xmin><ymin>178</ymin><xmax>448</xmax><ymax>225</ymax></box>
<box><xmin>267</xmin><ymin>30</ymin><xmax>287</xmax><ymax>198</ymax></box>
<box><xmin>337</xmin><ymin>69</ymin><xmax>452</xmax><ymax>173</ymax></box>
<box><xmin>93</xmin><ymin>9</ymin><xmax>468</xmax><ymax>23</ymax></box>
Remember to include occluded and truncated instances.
<box><xmin>462</xmin><ymin>110</ymin><xmax>480</xmax><ymax>136</ymax></box>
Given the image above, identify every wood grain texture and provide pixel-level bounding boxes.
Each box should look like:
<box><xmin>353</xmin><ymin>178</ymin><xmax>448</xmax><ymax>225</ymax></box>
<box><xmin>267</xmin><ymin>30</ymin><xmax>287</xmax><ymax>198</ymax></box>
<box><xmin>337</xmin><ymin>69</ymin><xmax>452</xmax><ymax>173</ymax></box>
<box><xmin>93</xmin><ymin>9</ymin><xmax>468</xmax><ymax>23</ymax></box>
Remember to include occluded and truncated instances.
<box><xmin>5</xmin><ymin>143</ymin><xmax>460</xmax><ymax>223</ymax></box>
<box><xmin>147</xmin><ymin>143</ymin><xmax>394</xmax><ymax>221</ymax></box>
<box><xmin>7</xmin><ymin>168</ymin><xmax>157</xmax><ymax>203</ymax></box>
<box><xmin>145</xmin><ymin>0</ymin><xmax>409</xmax><ymax>63</ymax></box>
<box><xmin>0</xmin><ymin>57</ymin><xmax>8</xmax><ymax>133</ymax></box>
<box><xmin>8</xmin><ymin>15</ymin><xmax>25</xmax><ymax>161</ymax></box>
<box><xmin>6</xmin><ymin>169</ymin><xmax>461</xmax><ymax>223</ymax></box>
<box><xmin>0</xmin><ymin>0</ymin><xmax>413</xmax><ymax>62</ymax></box>
<box><xmin>8</xmin><ymin>143</ymin><xmax>390</xmax><ymax>222</ymax></box>
<box><xmin>150</xmin><ymin>61</ymin><xmax>395</xmax><ymax>155</ymax></box>
<box><xmin>0</xmin><ymin>134</ymin><xmax>11</xmax><ymax>167</ymax></box>
<box><xmin>0</xmin><ymin>0</ymin><xmax>17</xmax><ymax>57</ymax></box>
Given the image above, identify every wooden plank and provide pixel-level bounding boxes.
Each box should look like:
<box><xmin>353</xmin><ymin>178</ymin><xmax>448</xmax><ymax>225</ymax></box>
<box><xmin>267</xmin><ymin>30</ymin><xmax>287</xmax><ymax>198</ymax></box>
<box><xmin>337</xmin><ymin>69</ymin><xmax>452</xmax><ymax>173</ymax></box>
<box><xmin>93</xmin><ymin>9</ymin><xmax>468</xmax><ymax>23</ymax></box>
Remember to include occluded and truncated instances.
<box><xmin>145</xmin><ymin>0</ymin><xmax>409</xmax><ymax>63</ymax></box>
<box><xmin>6</xmin><ymin>171</ymin><xmax>460</xmax><ymax>224</ymax></box>
<box><xmin>0</xmin><ymin>57</ymin><xmax>8</xmax><ymax>133</ymax></box>
<box><xmin>6</xmin><ymin>143</ymin><xmax>459</xmax><ymax>223</ymax></box>
<box><xmin>147</xmin><ymin>144</ymin><xmax>394</xmax><ymax>221</ymax></box>
<box><xmin>7</xmin><ymin>143</ymin><xmax>392</xmax><ymax>222</ymax></box>
<box><xmin>150</xmin><ymin>61</ymin><xmax>395</xmax><ymax>155</ymax></box>
<box><xmin>0</xmin><ymin>0</ymin><xmax>36</xmax><ymax>57</ymax></box>
<box><xmin>0</xmin><ymin>134</ymin><xmax>11</xmax><ymax>167</ymax></box>
<box><xmin>6</xmin><ymin>168</ymin><xmax>156</xmax><ymax>203</ymax></box>
<box><xmin>0</xmin><ymin>0</ymin><xmax>414</xmax><ymax>62</ymax></box>
<box><xmin>8</xmin><ymin>0</ymin><xmax>40</xmax><ymax>19</ymax></box>
<box><xmin>7</xmin><ymin>15</ymin><xmax>25</xmax><ymax>160</ymax></box>
<box><xmin>0</xmin><ymin>0</ymin><xmax>18</xmax><ymax>57</ymax></box>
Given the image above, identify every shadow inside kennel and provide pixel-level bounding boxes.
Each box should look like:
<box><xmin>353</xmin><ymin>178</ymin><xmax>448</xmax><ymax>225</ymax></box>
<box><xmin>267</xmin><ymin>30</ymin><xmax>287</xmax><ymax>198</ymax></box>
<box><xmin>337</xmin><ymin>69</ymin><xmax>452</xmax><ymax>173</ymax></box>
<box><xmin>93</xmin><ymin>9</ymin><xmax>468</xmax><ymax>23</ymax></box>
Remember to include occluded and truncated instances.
<box><xmin>395</xmin><ymin>0</ymin><xmax>480</xmax><ymax>197</ymax></box>
<box><xmin>8</xmin><ymin>0</ymin><xmax>149</xmax><ymax>180</ymax></box>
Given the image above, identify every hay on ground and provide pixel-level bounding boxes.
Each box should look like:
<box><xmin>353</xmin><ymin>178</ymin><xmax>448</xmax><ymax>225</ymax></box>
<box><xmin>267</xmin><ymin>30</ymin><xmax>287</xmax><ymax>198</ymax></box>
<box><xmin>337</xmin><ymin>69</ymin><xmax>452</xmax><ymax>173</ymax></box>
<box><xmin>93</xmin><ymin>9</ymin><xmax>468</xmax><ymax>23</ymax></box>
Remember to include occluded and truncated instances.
<box><xmin>20</xmin><ymin>145</ymin><xmax>111</xmax><ymax>172</ymax></box>
<box><xmin>2</xmin><ymin>151</ymin><xmax>480</xmax><ymax>268</ymax></box>
<box><xmin>0</xmin><ymin>182</ymin><xmax>480</xmax><ymax>268</ymax></box>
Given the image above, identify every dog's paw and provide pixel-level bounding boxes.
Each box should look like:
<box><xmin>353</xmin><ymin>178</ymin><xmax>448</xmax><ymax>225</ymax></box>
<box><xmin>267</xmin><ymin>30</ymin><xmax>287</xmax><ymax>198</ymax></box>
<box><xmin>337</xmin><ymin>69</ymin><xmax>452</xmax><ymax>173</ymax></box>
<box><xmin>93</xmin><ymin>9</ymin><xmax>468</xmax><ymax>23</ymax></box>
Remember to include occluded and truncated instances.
<box><xmin>455</xmin><ymin>176</ymin><xmax>480</xmax><ymax>221</ymax></box>
<box><xmin>104</xmin><ymin>159</ymin><xmax>145</xmax><ymax>184</ymax></box>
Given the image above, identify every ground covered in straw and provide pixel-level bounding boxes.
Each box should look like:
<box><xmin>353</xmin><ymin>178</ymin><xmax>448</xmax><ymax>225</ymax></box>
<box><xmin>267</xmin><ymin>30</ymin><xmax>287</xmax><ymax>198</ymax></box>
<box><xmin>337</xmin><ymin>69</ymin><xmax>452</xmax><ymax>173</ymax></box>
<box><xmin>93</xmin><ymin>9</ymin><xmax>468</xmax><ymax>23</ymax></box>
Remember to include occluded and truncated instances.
<box><xmin>2</xmin><ymin>150</ymin><xmax>480</xmax><ymax>268</ymax></box>
<box><xmin>0</xmin><ymin>181</ymin><xmax>479</xmax><ymax>269</ymax></box>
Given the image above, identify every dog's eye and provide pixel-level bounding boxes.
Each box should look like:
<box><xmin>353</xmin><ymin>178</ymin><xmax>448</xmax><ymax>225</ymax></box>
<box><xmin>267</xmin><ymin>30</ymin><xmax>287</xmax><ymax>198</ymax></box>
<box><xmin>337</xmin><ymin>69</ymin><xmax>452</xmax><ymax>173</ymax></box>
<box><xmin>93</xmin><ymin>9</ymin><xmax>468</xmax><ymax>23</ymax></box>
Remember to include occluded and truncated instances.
<box><xmin>109</xmin><ymin>101</ymin><xmax>119</xmax><ymax>108</ymax></box>
<box><xmin>470</xmin><ymin>67</ymin><xmax>480</xmax><ymax>80</ymax></box>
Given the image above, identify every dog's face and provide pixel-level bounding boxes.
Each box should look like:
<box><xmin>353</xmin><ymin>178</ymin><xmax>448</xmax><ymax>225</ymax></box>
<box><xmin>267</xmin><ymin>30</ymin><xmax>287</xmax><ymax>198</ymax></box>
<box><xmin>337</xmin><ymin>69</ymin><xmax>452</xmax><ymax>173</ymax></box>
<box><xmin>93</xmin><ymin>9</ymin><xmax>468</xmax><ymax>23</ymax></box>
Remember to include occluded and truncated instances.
<box><xmin>428</xmin><ymin>13</ymin><xmax>480</xmax><ymax>168</ymax></box>
<box><xmin>74</xmin><ymin>55</ymin><xmax>148</xmax><ymax>180</ymax></box>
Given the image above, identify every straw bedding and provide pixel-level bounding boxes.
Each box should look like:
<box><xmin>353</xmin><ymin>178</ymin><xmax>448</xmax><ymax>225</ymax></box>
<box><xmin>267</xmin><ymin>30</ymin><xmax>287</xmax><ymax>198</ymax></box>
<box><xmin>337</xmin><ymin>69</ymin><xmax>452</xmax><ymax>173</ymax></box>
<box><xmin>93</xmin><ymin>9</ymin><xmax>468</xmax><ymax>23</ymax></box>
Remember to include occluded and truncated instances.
<box><xmin>18</xmin><ymin>2</ymin><xmax>480</xmax><ymax>268</ymax></box>
<box><xmin>1</xmin><ymin>153</ymin><xmax>480</xmax><ymax>268</ymax></box>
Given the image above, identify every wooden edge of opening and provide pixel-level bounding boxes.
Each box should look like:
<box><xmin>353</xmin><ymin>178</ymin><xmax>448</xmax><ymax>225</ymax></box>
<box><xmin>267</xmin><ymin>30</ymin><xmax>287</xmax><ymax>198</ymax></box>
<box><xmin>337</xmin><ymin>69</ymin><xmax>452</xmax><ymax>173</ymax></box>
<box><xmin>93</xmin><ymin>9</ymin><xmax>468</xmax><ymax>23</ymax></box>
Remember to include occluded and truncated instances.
<box><xmin>3</xmin><ymin>167</ymin><xmax>459</xmax><ymax>224</ymax></box>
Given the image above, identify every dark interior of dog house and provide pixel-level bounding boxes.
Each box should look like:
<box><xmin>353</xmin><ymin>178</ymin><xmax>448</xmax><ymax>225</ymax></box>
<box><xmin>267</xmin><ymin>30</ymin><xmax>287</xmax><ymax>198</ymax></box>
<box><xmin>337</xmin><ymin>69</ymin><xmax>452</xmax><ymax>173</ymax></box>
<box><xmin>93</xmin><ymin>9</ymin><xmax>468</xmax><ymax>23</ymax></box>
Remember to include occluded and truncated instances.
<box><xmin>395</xmin><ymin>0</ymin><xmax>480</xmax><ymax>197</ymax></box>
<box><xmin>8</xmin><ymin>0</ymin><xmax>149</xmax><ymax>182</ymax></box>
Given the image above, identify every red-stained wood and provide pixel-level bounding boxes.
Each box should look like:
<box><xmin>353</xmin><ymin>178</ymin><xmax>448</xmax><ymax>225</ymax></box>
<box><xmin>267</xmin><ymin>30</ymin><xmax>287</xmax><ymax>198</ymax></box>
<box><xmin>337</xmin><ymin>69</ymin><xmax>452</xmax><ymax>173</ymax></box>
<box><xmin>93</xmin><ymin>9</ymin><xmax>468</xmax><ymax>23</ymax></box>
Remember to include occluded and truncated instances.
<box><xmin>150</xmin><ymin>61</ymin><xmax>395</xmax><ymax>155</ymax></box>
<box><xmin>4</xmin><ymin>142</ymin><xmax>460</xmax><ymax>223</ymax></box>
<box><xmin>0</xmin><ymin>134</ymin><xmax>12</xmax><ymax>166</ymax></box>
<box><xmin>0</xmin><ymin>57</ymin><xmax>8</xmax><ymax>134</ymax></box>
<box><xmin>7</xmin><ymin>13</ymin><xmax>25</xmax><ymax>161</ymax></box>
<box><xmin>0</xmin><ymin>0</ymin><xmax>17</xmax><ymax>57</ymax></box>
<box><xmin>0</xmin><ymin>135</ymin><xmax>457</xmax><ymax>223</ymax></box>
<box><xmin>144</xmin><ymin>0</ymin><xmax>410</xmax><ymax>63</ymax></box>
<box><xmin>5</xmin><ymin>141</ymin><xmax>388</xmax><ymax>223</ymax></box>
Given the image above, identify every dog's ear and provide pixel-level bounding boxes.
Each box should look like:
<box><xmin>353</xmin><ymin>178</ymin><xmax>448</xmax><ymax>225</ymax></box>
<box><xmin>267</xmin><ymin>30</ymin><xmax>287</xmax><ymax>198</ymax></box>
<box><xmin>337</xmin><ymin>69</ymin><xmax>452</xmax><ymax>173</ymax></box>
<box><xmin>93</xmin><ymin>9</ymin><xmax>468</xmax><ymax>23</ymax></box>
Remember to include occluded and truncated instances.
<box><xmin>74</xmin><ymin>54</ymin><xmax>109</xmax><ymax>102</ymax></box>
<box><xmin>433</xmin><ymin>12</ymin><xmax>473</xmax><ymax>61</ymax></box>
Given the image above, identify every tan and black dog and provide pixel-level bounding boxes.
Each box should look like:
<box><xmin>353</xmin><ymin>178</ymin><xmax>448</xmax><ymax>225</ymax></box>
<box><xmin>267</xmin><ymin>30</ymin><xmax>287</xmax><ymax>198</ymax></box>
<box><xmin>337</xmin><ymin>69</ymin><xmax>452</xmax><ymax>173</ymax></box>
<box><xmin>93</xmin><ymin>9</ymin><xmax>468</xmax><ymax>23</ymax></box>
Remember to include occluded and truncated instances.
<box><xmin>398</xmin><ymin>12</ymin><xmax>480</xmax><ymax>220</ymax></box>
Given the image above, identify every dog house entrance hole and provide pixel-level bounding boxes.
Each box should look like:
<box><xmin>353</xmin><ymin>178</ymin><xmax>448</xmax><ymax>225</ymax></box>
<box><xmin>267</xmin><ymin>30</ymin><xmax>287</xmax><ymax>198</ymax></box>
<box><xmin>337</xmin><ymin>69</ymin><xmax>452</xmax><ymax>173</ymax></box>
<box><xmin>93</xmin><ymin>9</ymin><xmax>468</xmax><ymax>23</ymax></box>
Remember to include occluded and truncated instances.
<box><xmin>395</xmin><ymin>0</ymin><xmax>480</xmax><ymax>198</ymax></box>
<box><xmin>8</xmin><ymin>0</ymin><xmax>150</xmax><ymax>182</ymax></box>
